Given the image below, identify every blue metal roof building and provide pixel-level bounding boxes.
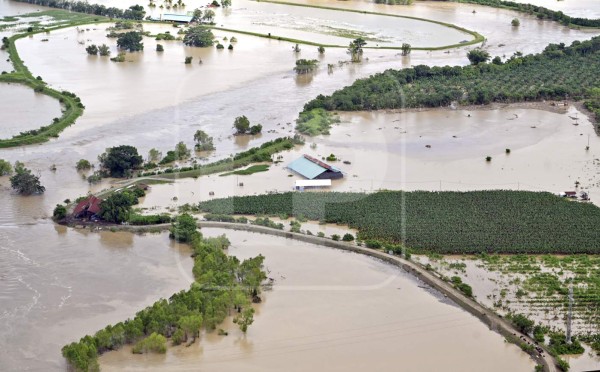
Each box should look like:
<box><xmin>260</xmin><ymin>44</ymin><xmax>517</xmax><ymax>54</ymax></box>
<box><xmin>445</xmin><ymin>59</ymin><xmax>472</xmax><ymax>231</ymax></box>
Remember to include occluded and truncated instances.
<box><xmin>287</xmin><ymin>155</ymin><xmax>343</xmax><ymax>180</ymax></box>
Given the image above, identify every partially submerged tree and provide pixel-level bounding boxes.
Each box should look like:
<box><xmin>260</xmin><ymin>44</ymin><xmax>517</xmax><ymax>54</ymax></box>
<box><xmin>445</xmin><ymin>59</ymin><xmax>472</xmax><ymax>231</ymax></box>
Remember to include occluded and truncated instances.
<box><xmin>10</xmin><ymin>163</ymin><xmax>45</xmax><ymax>195</ymax></box>
<box><xmin>249</xmin><ymin>124</ymin><xmax>262</xmax><ymax>135</ymax></box>
<box><xmin>98</xmin><ymin>145</ymin><xmax>143</xmax><ymax>177</ymax></box>
<box><xmin>117</xmin><ymin>31</ymin><xmax>144</xmax><ymax>52</ymax></box>
<box><xmin>294</xmin><ymin>59</ymin><xmax>319</xmax><ymax>74</ymax></box>
<box><xmin>401</xmin><ymin>43</ymin><xmax>411</xmax><ymax>56</ymax></box>
<box><xmin>53</xmin><ymin>204</ymin><xmax>67</xmax><ymax>221</ymax></box>
<box><xmin>233</xmin><ymin>307</ymin><xmax>254</xmax><ymax>333</ymax></box>
<box><xmin>191</xmin><ymin>8</ymin><xmax>203</xmax><ymax>22</ymax></box>
<box><xmin>194</xmin><ymin>130</ymin><xmax>215</xmax><ymax>151</ymax></box>
<box><xmin>174</xmin><ymin>142</ymin><xmax>191</xmax><ymax>159</ymax></box>
<box><xmin>148</xmin><ymin>148</ymin><xmax>162</xmax><ymax>163</ymax></box>
<box><xmin>202</xmin><ymin>9</ymin><xmax>215</xmax><ymax>23</ymax></box>
<box><xmin>99</xmin><ymin>190</ymin><xmax>138</xmax><ymax>223</ymax></box>
<box><xmin>86</xmin><ymin>44</ymin><xmax>98</xmax><ymax>55</ymax></box>
<box><xmin>233</xmin><ymin>115</ymin><xmax>250</xmax><ymax>134</ymax></box>
<box><xmin>0</xmin><ymin>159</ymin><xmax>12</xmax><ymax>176</ymax></box>
<box><xmin>76</xmin><ymin>159</ymin><xmax>92</xmax><ymax>171</ymax></box>
<box><xmin>348</xmin><ymin>37</ymin><xmax>366</xmax><ymax>62</ymax></box>
<box><xmin>183</xmin><ymin>26</ymin><xmax>214</xmax><ymax>47</ymax></box>
<box><xmin>169</xmin><ymin>213</ymin><xmax>199</xmax><ymax>243</ymax></box>
<box><xmin>98</xmin><ymin>44</ymin><xmax>111</xmax><ymax>56</ymax></box>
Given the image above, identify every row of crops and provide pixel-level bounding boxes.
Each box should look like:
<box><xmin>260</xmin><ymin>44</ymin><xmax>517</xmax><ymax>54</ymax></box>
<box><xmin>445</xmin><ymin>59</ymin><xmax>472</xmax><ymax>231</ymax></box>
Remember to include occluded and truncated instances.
<box><xmin>198</xmin><ymin>191</ymin><xmax>600</xmax><ymax>254</ymax></box>
<box><xmin>301</xmin><ymin>37</ymin><xmax>600</xmax><ymax>115</ymax></box>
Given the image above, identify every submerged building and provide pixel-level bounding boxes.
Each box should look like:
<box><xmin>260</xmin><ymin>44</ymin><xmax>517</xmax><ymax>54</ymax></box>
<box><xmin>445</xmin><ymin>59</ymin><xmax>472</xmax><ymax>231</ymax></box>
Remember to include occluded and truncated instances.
<box><xmin>287</xmin><ymin>154</ymin><xmax>343</xmax><ymax>180</ymax></box>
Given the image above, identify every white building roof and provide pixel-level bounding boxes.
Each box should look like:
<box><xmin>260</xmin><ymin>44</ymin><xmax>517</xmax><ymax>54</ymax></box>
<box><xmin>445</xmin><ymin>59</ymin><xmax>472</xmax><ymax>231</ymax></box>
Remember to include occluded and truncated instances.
<box><xmin>295</xmin><ymin>179</ymin><xmax>331</xmax><ymax>187</ymax></box>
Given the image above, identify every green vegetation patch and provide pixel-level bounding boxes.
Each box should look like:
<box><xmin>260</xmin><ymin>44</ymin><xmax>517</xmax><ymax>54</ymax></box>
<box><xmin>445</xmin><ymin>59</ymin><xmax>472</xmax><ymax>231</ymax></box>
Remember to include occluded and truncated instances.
<box><xmin>303</xmin><ymin>37</ymin><xmax>600</xmax><ymax>113</ymax></box>
<box><xmin>296</xmin><ymin>108</ymin><xmax>340</xmax><ymax>136</ymax></box>
<box><xmin>62</xmin><ymin>220</ymin><xmax>266</xmax><ymax>370</ymax></box>
<box><xmin>220</xmin><ymin>164</ymin><xmax>270</xmax><ymax>176</ymax></box>
<box><xmin>198</xmin><ymin>190</ymin><xmax>600</xmax><ymax>254</ymax></box>
<box><xmin>142</xmin><ymin>137</ymin><xmax>302</xmax><ymax>180</ymax></box>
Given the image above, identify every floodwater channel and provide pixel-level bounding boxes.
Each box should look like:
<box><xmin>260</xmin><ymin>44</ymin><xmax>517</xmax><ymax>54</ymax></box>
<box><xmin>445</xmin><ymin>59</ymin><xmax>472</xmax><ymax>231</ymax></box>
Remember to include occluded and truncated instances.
<box><xmin>99</xmin><ymin>228</ymin><xmax>535</xmax><ymax>372</ymax></box>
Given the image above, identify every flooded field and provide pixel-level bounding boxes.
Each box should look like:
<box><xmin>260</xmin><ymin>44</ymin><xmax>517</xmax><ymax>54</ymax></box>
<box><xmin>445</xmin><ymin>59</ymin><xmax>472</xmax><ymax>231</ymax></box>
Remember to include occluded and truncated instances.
<box><xmin>416</xmin><ymin>253</ymin><xmax>600</xmax><ymax>371</ymax></box>
<box><xmin>99</xmin><ymin>228</ymin><xmax>535</xmax><ymax>372</ymax></box>
<box><xmin>139</xmin><ymin>105</ymin><xmax>600</xmax><ymax>212</ymax></box>
<box><xmin>0</xmin><ymin>82</ymin><xmax>63</xmax><ymax>138</ymax></box>
<box><xmin>216</xmin><ymin>0</ymin><xmax>473</xmax><ymax>48</ymax></box>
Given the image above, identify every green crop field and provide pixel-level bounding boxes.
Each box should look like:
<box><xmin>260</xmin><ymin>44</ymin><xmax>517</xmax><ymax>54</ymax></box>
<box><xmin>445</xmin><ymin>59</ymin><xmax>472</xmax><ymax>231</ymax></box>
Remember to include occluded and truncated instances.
<box><xmin>198</xmin><ymin>190</ymin><xmax>600</xmax><ymax>254</ymax></box>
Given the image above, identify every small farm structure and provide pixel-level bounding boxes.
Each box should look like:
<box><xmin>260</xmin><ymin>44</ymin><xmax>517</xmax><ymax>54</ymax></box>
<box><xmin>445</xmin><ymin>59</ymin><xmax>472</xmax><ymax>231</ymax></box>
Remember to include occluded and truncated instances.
<box><xmin>294</xmin><ymin>179</ymin><xmax>331</xmax><ymax>191</ymax></box>
<box><xmin>155</xmin><ymin>13</ymin><xmax>193</xmax><ymax>23</ymax></box>
<box><xmin>72</xmin><ymin>196</ymin><xmax>102</xmax><ymax>219</ymax></box>
<box><xmin>287</xmin><ymin>154</ymin><xmax>343</xmax><ymax>180</ymax></box>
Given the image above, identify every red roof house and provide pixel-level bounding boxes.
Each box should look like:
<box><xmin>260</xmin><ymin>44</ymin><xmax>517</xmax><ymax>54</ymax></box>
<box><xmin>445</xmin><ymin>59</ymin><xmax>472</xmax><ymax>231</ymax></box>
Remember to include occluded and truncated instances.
<box><xmin>73</xmin><ymin>196</ymin><xmax>102</xmax><ymax>219</ymax></box>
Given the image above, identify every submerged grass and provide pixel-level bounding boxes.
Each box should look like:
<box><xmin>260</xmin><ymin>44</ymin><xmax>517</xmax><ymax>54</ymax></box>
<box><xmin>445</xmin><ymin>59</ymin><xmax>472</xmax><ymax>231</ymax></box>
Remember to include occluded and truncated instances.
<box><xmin>219</xmin><ymin>164</ymin><xmax>270</xmax><ymax>176</ymax></box>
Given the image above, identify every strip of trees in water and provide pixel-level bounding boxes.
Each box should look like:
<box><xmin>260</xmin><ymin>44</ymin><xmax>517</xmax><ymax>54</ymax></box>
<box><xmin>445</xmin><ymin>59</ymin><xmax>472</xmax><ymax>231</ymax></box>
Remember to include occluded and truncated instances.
<box><xmin>62</xmin><ymin>214</ymin><xmax>266</xmax><ymax>371</ymax></box>
<box><xmin>197</xmin><ymin>190</ymin><xmax>600</xmax><ymax>254</ymax></box>
<box><xmin>301</xmin><ymin>36</ymin><xmax>600</xmax><ymax>122</ymax></box>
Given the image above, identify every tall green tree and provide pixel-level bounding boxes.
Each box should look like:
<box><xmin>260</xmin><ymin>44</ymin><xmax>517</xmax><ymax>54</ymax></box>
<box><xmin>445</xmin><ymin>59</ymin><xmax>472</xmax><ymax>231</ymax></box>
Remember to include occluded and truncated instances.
<box><xmin>221</xmin><ymin>0</ymin><xmax>232</xmax><ymax>8</ymax></box>
<box><xmin>202</xmin><ymin>9</ymin><xmax>215</xmax><ymax>23</ymax></box>
<box><xmin>233</xmin><ymin>308</ymin><xmax>254</xmax><ymax>333</ymax></box>
<box><xmin>467</xmin><ymin>49</ymin><xmax>490</xmax><ymax>65</ymax></box>
<box><xmin>183</xmin><ymin>26</ymin><xmax>214</xmax><ymax>47</ymax></box>
<box><xmin>233</xmin><ymin>115</ymin><xmax>250</xmax><ymax>134</ymax></box>
<box><xmin>401</xmin><ymin>43</ymin><xmax>411</xmax><ymax>56</ymax></box>
<box><xmin>10</xmin><ymin>164</ymin><xmax>45</xmax><ymax>195</ymax></box>
<box><xmin>194</xmin><ymin>130</ymin><xmax>215</xmax><ymax>151</ymax></box>
<box><xmin>294</xmin><ymin>59</ymin><xmax>318</xmax><ymax>74</ymax></box>
<box><xmin>348</xmin><ymin>38</ymin><xmax>366</xmax><ymax>62</ymax></box>
<box><xmin>148</xmin><ymin>148</ymin><xmax>162</xmax><ymax>163</ymax></box>
<box><xmin>178</xmin><ymin>315</ymin><xmax>203</xmax><ymax>341</ymax></box>
<box><xmin>191</xmin><ymin>8</ymin><xmax>203</xmax><ymax>22</ymax></box>
<box><xmin>98</xmin><ymin>145</ymin><xmax>143</xmax><ymax>177</ymax></box>
<box><xmin>99</xmin><ymin>191</ymin><xmax>138</xmax><ymax>223</ymax></box>
<box><xmin>117</xmin><ymin>31</ymin><xmax>144</xmax><ymax>52</ymax></box>
<box><xmin>174</xmin><ymin>142</ymin><xmax>191</xmax><ymax>159</ymax></box>
<box><xmin>169</xmin><ymin>213</ymin><xmax>200</xmax><ymax>243</ymax></box>
<box><xmin>0</xmin><ymin>159</ymin><xmax>12</xmax><ymax>176</ymax></box>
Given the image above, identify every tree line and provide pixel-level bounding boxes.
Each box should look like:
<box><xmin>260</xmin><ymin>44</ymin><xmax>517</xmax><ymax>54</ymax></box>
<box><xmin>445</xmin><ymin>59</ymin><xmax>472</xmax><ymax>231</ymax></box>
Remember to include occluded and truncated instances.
<box><xmin>62</xmin><ymin>215</ymin><xmax>266</xmax><ymax>371</ymax></box>
<box><xmin>301</xmin><ymin>36</ymin><xmax>600</xmax><ymax>114</ymax></box>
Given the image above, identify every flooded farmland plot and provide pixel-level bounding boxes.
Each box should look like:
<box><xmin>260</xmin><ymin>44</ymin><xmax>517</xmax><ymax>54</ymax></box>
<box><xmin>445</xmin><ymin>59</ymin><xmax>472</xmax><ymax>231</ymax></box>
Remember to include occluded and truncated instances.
<box><xmin>416</xmin><ymin>254</ymin><xmax>600</xmax><ymax>371</ymax></box>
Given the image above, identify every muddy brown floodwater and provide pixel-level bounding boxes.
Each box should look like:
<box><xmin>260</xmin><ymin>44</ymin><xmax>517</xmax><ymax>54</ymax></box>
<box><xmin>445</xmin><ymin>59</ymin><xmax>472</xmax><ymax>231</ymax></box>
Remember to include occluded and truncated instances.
<box><xmin>0</xmin><ymin>224</ymin><xmax>193</xmax><ymax>371</ymax></box>
<box><xmin>0</xmin><ymin>82</ymin><xmax>63</xmax><ymax>138</ymax></box>
<box><xmin>99</xmin><ymin>228</ymin><xmax>535</xmax><ymax>372</ymax></box>
<box><xmin>0</xmin><ymin>0</ymin><xmax>600</xmax><ymax>370</ymax></box>
<box><xmin>139</xmin><ymin>106</ymin><xmax>600</xmax><ymax>212</ymax></box>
